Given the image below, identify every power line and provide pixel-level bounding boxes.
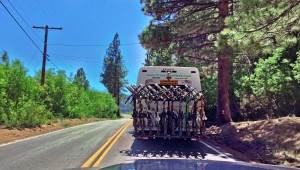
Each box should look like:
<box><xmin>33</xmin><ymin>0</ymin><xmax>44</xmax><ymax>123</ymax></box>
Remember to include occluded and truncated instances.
<box><xmin>48</xmin><ymin>42</ymin><xmax>141</xmax><ymax>47</ymax></box>
<box><xmin>48</xmin><ymin>1</ymin><xmax>61</xmax><ymax>26</ymax></box>
<box><xmin>49</xmin><ymin>54</ymin><xmax>97</xmax><ymax>59</ymax></box>
<box><xmin>30</xmin><ymin>55</ymin><xmax>60</xmax><ymax>71</ymax></box>
<box><xmin>7</xmin><ymin>0</ymin><xmax>43</xmax><ymax>41</ymax></box>
<box><xmin>47</xmin><ymin>1</ymin><xmax>70</xmax><ymax>47</ymax></box>
<box><xmin>1</xmin><ymin>1</ymin><xmax>61</xmax><ymax>73</ymax></box>
<box><xmin>50</xmin><ymin>54</ymin><xmax>145</xmax><ymax>61</ymax></box>
<box><xmin>35</xmin><ymin>0</ymin><xmax>51</xmax><ymax>23</ymax></box>
<box><xmin>0</xmin><ymin>1</ymin><xmax>43</xmax><ymax>54</ymax></box>
<box><xmin>47</xmin><ymin>56</ymin><xmax>60</xmax><ymax>70</ymax></box>
<box><xmin>49</xmin><ymin>53</ymin><xmax>144</xmax><ymax>59</ymax></box>
<box><xmin>53</xmin><ymin>57</ymin><xmax>102</xmax><ymax>63</ymax></box>
<box><xmin>32</xmin><ymin>56</ymin><xmax>42</xmax><ymax>71</ymax></box>
<box><xmin>27</xmin><ymin>49</ymin><xmax>38</xmax><ymax>69</ymax></box>
<box><xmin>48</xmin><ymin>54</ymin><xmax>146</xmax><ymax>65</ymax></box>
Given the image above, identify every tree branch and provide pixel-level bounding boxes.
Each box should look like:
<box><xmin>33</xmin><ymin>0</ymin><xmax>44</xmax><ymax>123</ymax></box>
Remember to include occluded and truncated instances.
<box><xmin>178</xmin><ymin>42</ymin><xmax>215</xmax><ymax>50</ymax></box>
<box><xmin>183</xmin><ymin>55</ymin><xmax>249</xmax><ymax>64</ymax></box>
<box><xmin>178</xmin><ymin>29</ymin><xmax>221</xmax><ymax>41</ymax></box>
<box><xmin>245</xmin><ymin>1</ymin><xmax>300</xmax><ymax>33</ymax></box>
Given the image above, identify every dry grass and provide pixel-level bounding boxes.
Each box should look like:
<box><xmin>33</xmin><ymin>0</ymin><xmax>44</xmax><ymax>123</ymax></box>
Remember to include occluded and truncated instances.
<box><xmin>206</xmin><ymin>117</ymin><xmax>300</xmax><ymax>168</ymax></box>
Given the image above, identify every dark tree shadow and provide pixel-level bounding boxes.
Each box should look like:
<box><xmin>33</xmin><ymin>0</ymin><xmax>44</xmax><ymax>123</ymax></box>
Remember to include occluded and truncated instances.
<box><xmin>119</xmin><ymin>137</ymin><xmax>229</xmax><ymax>160</ymax></box>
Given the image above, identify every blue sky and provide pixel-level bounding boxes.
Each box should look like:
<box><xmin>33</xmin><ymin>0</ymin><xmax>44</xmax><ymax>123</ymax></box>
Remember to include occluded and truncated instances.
<box><xmin>0</xmin><ymin>0</ymin><xmax>151</xmax><ymax>92</ymax></box>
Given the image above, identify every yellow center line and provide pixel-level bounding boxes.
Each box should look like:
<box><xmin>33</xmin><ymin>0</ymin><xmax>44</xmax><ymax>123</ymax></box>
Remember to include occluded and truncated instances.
<box><xmin>92</xmin><ymin>119</ymin><xmax>132</xmax><ymax>167</ymax></box>
<box><xmin>81</xmin><ymin>120</ymin><xmax>132</xmax><ymax>168</ymax></box>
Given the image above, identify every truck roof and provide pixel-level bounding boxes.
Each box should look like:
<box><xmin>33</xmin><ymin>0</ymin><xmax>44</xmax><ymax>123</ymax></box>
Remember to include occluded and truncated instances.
<box><xmin>137</xmin><ymin>66</ymin><xmax>201</xmax><ymax>91</ymax></box>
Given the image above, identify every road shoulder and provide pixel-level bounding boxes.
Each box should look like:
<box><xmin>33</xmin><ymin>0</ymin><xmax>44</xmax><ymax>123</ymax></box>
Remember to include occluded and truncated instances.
<box><xmin>0</xmin><ymin>118</ymin><xmax>107</xmax><ymax>145</ymax></box>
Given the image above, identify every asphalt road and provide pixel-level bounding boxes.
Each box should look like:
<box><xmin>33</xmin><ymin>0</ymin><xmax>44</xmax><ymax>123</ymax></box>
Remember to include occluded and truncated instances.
<box><xmin>0</xmin><ymin>115</ymin><xmax>296</xmax><ymax>170</ymax></box>
<box><xmin>0</xmin><ymin>118</ymin><xmax>129</xmax><ymax>170</ymax></box>
<box><xmin>0</xmin><ymin>115</ymin><xmax>241</xmax><ymax>170</ymax></box>
<box><xmin>98</xmin><ymin>124</ymin><xmax>239</xmax><ymax>169</ymax></box>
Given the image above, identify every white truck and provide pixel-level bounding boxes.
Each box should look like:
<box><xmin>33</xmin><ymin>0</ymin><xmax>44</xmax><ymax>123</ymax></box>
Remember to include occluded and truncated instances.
<box><xmin>126</xmin><ymin>66</ymin><xmax>207</xmax><ymax>140</ymax></box>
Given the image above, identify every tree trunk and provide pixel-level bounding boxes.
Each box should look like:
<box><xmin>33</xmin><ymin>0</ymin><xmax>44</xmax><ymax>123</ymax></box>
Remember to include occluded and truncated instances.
<box><xmin>229</xmin><ymin>56</ymin><xmax>240</xmax><ymax>121</ymax></box>
<box><xmin>114</xmin><ymin>64</ymin><xmax>120</xmax><ymax>117</ymax></box>
<box><xmin>217</xmin><ymin>54</ymin><xmax>232</xmax><ymax>124</ymax></box>
<box><xmin>294</xmin><ymin>81</ymin><xmax>300</xmax><ymax>117</ymax></box>
<box><xmin>216</xmin><ymin>0</ymin><xmax>232</xmax><ymax>124</ymax></box>
<box><xmin>295</xmin><ymin>99</ymin><xmax>300</xmax><ymax>117</ymax></box>
<box><xmin>117</xmin><ymin>81</ymin><xmax>120</xmax><ymax>117</ymax></box>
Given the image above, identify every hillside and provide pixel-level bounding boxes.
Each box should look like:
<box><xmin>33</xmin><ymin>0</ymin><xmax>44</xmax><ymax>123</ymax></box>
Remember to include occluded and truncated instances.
<box><xmin>206</xmin><ymin>117</ymin><xmax>300</xmax><ymax>168</ymax></box>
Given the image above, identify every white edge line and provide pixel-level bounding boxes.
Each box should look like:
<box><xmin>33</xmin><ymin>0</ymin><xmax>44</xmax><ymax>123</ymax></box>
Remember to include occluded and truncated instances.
<box><xmin>0</xmin><ymin>119</ymin><xmax>127</xmax><ymax>148</ymax></box>
<box><xmin>200</xmin><ymin>141</ymin><xmax>239</xmax><ymax>162</ymax></box>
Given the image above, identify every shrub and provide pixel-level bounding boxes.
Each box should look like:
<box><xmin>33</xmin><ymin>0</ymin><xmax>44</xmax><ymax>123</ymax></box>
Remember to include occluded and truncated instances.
<box><xmin>0</xmin><ymin>57</ymin><xmax>118</xmax><ymax>127</ymax></box>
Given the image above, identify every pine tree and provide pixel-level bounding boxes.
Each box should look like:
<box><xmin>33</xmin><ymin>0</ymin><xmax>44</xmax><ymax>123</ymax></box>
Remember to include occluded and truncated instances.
<box><xmin>223</xmin><ymin>0</ymin><xmax>300</xmax><ymax>119</ymax></box>
<box><xmin>143</xmin><ymin>49</ymin><xmax>174</xmax><ymax>66</ymax></box>
<box><xmin>225</xmin><ymin>0</ymin><xmax>300</xmax><ymax>56</ymax></box>
<box><xmin>139</xmin><ymin>0</ymin><xmax>233</xmax><ymax>124</ymax></box>
<box><xmin>139</xmin><ymin>0</ymin><xmax>299</xmax><ymax>122</ymax></box>
<box><xmin>100</xmin><ymin>33</ymin><xmax>128</xmax><ymax>117</ymax></box>
<box><xmin>74</xmin><ymin>68</ymin><xmax>89</xmax><ymax>90</ymax></box>
<box><xmin>1</xmin><ymin>51</ymin><xmax>9</xmax><ymax>63</ymax></box>
<box><xmin>143</xmin><ymin>52</ymin><xmax>152</xmax><ymax>66</ymax></box>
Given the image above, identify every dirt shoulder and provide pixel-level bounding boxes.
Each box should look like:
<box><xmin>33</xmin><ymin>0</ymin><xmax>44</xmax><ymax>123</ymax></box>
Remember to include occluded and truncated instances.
<box><xmin>0</xmin><ymin>118</ymin><xmax>106</xmax><ymax>145</ymax></box>
<box><xmin>206</xmin><ymin>116</ymin><xmax>300</xmax><ymax>168</ymax></box>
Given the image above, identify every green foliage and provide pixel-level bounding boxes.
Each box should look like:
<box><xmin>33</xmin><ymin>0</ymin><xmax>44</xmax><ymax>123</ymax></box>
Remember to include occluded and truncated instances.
<box><xmin>0</xmin><ymin>54</ymin><xmax>118</xmax><ymax>128</ymax></box>
<box><xmin>0</xmin><ymin>59</ymin><xmax>51</xmax><ymax>128</ymax></box>
<box><xmin>139</xmin><ymin>0</ymin><xmax>219</xmax><ymax>62</ymax></box>
<box><xmin>42</xmin><ymin>69</ymin><xmax>69</xmax><ymax>117</ymax></box>
<box><xmin>100</xmin><ymin>33</ymin><xmax>128</xmax><ymax>95</ymax></box>
<box><xmin>87</xmin><ymin>90</ymin><xmax>118</xmax><ymax>118</ymax></box>
<box><xmin>221</xmin><ymin>0</ymin><xmax>300</xmax><ymax>119</ymax></box>
<box><xmin>293</xmin><ymin>51</ymin><xmax>300</xmax><ymax>82</ymax></box>
<box><xmin>225</xmin><ymin>0</ymin><xmax>300</xmax><ymax>56</ymax></box>
<box><xmin>143</xmin><ymin>49</ymin><xmax>175</xmax><ymax>66</ymax></box>
<box><xmin>62</xmin><ymin>122</ymin><xmax>71</xmax><ymax>127</ymax></box>
<box><xmin>74</xmin><ymin>68</ymin><xmax>90</xmax><ymax>90</ymax></box>
<box><xmin>1</xmin><ymin>51</ymin><xmax>9</xmax><ymax>63</ymax></box>
<box><xmin>239</xmin><ymin>47</ymin><xmax>300</xmax><ymax>118</ymax></box>
<box><xmin>123</xmin><ymin>111</ymin><xmax>132</xmax><ymax>115</ymax></box>
<box><xmin>247</xmin><ymin>48</ymin><xmax>292</xmax><ymax>97</ymax></box>
<box><xmin>139</xmin><ymin>0</ymin><xmax>300</xmax><ymax>121</ymax></box>
<box><xmin>111</xmin><ymin>114</ymin><xmax>118</xmax><ymax>120</ymax></box>
<box><xmin>201</xmin><ymin>73</ymin><xmax>217</xmax><ymax>121</ymax></box>
<box><xmin>42</xmin><ymin>68</ymin><xmax>119</xmax><ymax>119</ymax></box>
<box><xmin>140</xmin><ymin>0</ymin><xmax>235</xmax><ymax>124</ymax></box>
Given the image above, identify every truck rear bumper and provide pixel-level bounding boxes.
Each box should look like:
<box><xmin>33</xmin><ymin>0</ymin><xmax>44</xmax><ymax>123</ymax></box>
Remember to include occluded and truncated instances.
<box><xmin>133</xmin><ymin>134</ymin><xmax>203</xmax><ymax>141</ymax></box>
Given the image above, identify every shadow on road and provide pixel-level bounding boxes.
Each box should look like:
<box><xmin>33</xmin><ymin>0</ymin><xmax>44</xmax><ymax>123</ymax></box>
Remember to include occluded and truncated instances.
<box><xmin>120</xmin><ymin>137</ymin><xmax>215</xmax><ymax>160</ymax></box>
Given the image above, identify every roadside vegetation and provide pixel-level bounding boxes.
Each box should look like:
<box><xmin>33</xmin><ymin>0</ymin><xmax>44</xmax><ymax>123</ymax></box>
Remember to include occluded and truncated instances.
<box><xmin>0</xmin><ymin>54</ymin><xmax>118</xmax><ymax>128</ymax></box>
<box><xmin>139</xmin><ymin>0</ymin><xmax>300</xmax><ymax>167</ymax></box>
<box><xmin>139</xmin><ymin>0</ymin><xmax>300</xmax><ymax>122</ymax></box>
<box><xmin>207</xmin><ymin>117</ymin><xmax>300</xmax><ymax>168</ymax></box>
<box><xmin>124</xmin><ymin>111</ymin><xmax>132</xmax><ymax>115</ymax></box>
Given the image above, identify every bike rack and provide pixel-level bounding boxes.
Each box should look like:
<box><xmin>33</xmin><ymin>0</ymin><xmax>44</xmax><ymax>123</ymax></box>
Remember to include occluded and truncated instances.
<box><xmin>125</xmin><ymin>83</ymin><xmax>207</xmax><ymax>139</ymax></box>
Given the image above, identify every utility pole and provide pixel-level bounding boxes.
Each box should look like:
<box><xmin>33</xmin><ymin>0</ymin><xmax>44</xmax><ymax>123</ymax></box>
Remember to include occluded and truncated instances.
<box><xmin>33</xmin><ymin>25</ymin><xmax>62</xmax><ymax>86</ymax></box>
